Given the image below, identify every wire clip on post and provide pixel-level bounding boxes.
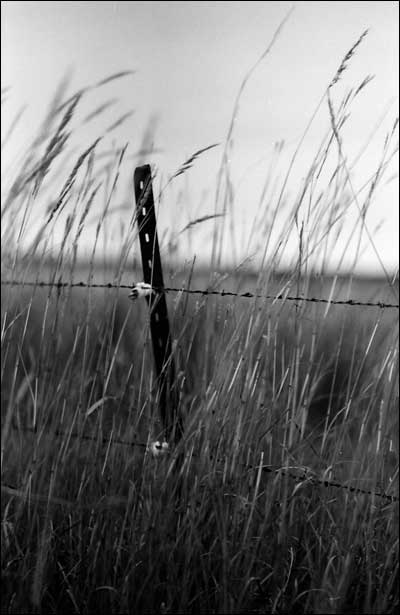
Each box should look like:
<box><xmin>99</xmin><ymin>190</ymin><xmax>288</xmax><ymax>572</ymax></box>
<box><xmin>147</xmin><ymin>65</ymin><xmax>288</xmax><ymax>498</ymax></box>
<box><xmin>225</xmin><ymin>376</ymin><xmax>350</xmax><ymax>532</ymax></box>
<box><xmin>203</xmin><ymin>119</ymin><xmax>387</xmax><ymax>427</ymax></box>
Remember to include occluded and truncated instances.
<box><xmin>128</xmin><ymin>282</ymin><xmax>155</xmax><ymax>300</ymax></box>
<box><xmin>134</xmin><ymin>165</ymin><xmax>183</xmax><ymax>444</ymax></box>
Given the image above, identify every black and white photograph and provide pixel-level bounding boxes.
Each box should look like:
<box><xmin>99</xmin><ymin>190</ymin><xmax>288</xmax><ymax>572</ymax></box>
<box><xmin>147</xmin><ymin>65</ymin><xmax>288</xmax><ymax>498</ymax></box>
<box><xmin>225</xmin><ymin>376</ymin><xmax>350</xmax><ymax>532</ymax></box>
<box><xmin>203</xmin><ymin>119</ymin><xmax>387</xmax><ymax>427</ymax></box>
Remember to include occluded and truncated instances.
<box><xmin>1</xmin><ymin>2</ymin><xmax>399</xmax><ymax>613</ymax></box>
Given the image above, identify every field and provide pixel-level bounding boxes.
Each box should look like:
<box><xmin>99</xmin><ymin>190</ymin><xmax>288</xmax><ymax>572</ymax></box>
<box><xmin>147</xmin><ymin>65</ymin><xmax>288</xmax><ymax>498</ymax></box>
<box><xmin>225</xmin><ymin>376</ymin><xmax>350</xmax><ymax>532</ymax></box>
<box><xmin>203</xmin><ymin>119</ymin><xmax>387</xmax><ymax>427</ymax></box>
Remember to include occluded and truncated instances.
<box><xmin>1</xmin><ymin>36</ymin><xmax>399</xmax><ymax>615</ymax></box>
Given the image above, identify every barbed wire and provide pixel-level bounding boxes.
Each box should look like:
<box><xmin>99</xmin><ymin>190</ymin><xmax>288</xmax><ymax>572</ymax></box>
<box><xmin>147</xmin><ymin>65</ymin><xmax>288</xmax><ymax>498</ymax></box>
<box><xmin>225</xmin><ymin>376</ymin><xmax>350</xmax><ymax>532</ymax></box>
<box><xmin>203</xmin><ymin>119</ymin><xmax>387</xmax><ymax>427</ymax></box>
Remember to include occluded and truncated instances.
<box><xmin>1</xmin><ymin>279</ymin><xmax>399</xmax><ymax>309</ymax></box>
<box><xmin>7</xmin><ymin>424</ymin><xmax>399</xmax><ymax>503</ymax></box>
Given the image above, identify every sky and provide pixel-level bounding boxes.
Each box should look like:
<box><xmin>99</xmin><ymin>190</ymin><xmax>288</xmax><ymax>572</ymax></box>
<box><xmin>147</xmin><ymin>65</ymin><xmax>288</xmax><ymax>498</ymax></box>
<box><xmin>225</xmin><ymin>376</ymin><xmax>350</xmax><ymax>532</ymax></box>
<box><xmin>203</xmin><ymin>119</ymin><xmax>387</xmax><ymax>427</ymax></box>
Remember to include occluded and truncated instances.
<box><xmin>1</xmin><ymin>1</ymin><xmax>399</xmax><ymax>276</ymax></box>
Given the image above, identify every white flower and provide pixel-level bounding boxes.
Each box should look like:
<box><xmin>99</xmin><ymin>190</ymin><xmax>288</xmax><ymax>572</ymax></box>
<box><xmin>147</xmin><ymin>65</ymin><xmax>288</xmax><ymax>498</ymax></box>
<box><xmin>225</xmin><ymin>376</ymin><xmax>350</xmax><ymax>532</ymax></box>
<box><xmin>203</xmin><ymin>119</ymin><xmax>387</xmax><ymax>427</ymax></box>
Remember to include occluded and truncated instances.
<box><xmin>129</xmin><ymin>282</ymin><xmax>154</xmax><ymax>301</ymax></box>
<box><xmin>149</xmin><ymin>441</ymin><xmax>170</xmax><ymax>457</ymax></box>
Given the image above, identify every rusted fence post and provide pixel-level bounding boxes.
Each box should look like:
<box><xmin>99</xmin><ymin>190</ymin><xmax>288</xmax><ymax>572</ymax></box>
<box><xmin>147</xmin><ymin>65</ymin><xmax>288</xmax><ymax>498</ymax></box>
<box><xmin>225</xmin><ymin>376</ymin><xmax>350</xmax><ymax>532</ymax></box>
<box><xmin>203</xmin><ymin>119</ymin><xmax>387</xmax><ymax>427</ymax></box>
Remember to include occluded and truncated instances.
<box><xmin>133</xmin><ymin>164</ymin><xmax>182</xmax><ymax>444</ymax></box>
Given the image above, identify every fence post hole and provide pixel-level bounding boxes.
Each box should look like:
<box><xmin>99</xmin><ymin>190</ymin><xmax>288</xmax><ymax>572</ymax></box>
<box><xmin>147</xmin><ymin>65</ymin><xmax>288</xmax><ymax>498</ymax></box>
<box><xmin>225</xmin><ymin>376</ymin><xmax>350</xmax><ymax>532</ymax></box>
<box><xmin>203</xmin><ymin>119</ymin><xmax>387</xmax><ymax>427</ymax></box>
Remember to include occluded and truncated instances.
<box><xmin>134</xmin><ymin>164</ymin><xmax>182</xmax><ymax>444</ymax></box>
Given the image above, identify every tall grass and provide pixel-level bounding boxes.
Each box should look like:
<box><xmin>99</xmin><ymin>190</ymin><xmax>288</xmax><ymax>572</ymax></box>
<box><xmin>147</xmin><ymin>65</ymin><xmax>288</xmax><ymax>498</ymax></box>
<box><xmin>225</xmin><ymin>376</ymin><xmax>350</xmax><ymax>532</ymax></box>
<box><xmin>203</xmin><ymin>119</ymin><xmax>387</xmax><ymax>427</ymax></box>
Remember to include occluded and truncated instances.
<box><xmin>1</xmin><ymin>35</ymin><xmax>399</xmax><ymax>615</ymax></box>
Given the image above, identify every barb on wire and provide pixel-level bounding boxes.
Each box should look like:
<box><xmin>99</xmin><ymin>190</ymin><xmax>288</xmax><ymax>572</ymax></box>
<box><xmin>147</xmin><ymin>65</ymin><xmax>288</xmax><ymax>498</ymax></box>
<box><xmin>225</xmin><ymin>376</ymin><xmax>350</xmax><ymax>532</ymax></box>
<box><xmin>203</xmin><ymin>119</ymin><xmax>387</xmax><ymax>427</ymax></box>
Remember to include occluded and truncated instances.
<box><xmin>1</xmin><ymin>279</ymin><xmax>399</xmax><ymax>309</ymax></box>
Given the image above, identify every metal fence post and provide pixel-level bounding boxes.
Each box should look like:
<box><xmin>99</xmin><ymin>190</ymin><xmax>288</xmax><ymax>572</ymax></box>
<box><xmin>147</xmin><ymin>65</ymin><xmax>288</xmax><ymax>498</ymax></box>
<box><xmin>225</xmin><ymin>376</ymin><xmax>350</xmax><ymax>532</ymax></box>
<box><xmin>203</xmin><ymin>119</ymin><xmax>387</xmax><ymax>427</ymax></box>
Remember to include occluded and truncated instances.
<box><xmin>134</xmin><ymin>164</ymin><xmax>182</xmax><ymax>444</ymax></box>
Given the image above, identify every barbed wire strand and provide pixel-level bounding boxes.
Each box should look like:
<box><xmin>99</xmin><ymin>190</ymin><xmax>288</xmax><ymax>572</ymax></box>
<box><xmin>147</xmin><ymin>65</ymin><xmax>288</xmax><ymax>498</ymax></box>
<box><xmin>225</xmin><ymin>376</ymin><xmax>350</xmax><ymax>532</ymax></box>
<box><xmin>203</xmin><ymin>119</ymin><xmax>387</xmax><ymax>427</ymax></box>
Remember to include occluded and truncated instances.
<box><xmin>1</xmin><ymin>279</ymin><xmax>399</xmax><ymax>309</ymax></box>
<box><xmin>6</xmin><ymin>424</ymin><xmax>399</xmax><ymax>503</ymax></box>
